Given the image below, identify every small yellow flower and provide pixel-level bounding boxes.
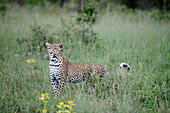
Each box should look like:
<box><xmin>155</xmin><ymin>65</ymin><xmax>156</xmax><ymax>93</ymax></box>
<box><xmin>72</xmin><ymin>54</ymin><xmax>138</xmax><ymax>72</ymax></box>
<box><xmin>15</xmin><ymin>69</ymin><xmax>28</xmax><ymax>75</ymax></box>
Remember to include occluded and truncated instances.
<box><xmin>39</xmin><ymin>93</ymin><xmax>45</xmax><ymax>101</ymax></box>
<box><xmin>31</xmin><ymin>59</ymin><xmax>35</xmax><ymax>63</ymax></box>
<box><xmin>45</xmin><ymin>93</ymin><xmax>49</xmax><ymax>99</ymax></box>
<box><xmin>42</xmin><ymin>109</ymin><xmax>47</xmax><ymax>113</ymax></box>
<box><xmin>68</xmin><ymin>101</ymin><xmax>75</xmax><ymax>106</ymax></box>
<box><xmin>57</xmin><ymin>110</ymin><xmax>62</xmax><ymax>113</ymax></box>
<box><xmin>39</xmin><ymin>97</ymin><xmax>45</xmax><ymax>101</ymax></box>
<box><xmin>63</xmin><ymin>110</ymin><xmax>71</xmax><ymax>113</ymax></box>
<box><xmin>27</xmin><ymin>59</ymin><xmax>35</xmax><ymax>63</ymax></box>
<box><xmin>63</xmin><ymin>104</ymin><xmax>70</xmax><ymax>108</ymax></box>
<box><xmin>59</xmin><ymin>101</ymin><xmax>64</xmax><ymax>106</ymax></box>
<box><xmin>27</xmin><ymin>59</ymin><xmax>31</xmax><ymax>63</ymax></box>
<box><xmin>57</xmin><ymin>105</ymin><xmax>63</xmax><ymax>109</ymax></box>
<box><xmin>41</xmin><ymin>93</ymin><xmax>45</xmax><ymax>97</ymax></box>
<box><xmin>63</xmin><ymin>104</ymin><xmax>72</xmax><ymax>111</ymax></box>
<box><xmin>43</xmin><ymin>101</ymin><xmax>48</xmax><ymax>103</ymax></box>
<box><xmin>57</xmin><ymin>101</ymin><xmax>64</xmax><ymax>109</ymax></box>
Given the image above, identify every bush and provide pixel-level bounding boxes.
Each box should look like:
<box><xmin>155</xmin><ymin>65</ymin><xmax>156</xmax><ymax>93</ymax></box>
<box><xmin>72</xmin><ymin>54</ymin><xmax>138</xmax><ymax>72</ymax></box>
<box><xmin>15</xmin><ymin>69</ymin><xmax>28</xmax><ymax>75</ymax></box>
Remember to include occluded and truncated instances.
<box><xmin>151</xmin><ymin>10</ymin><xmax>170</xmax><ymax>21</ymax></box>
<box><xmin>16</xmin><ymin>24</ymin><xmax>55</xmax><ymax>56</ymax></box>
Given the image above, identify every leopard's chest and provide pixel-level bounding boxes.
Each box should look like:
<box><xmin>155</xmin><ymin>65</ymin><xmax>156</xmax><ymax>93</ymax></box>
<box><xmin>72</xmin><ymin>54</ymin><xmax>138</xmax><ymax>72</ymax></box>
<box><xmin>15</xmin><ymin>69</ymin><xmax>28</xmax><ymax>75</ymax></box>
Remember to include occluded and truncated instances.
<box><xmin>49</xmin><ymin>62</ymin><xmax>63</xmax><ymax>74</ymax></box>
<box><xmin>49</xmin><ymin>57</ymin><xmax>63</xmax><ymax>77</ymax></box>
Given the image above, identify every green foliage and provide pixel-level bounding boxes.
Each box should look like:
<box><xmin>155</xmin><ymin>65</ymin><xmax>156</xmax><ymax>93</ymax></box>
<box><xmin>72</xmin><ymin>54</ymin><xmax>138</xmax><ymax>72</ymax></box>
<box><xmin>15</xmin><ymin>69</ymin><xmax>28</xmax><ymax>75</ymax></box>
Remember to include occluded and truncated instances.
<box><xmin>56</xmin><ymin>17</ymin><xmax>99</xmax><ymax>45</ymax></box>
<box><xmin>117</xmin><ymin>0</ymin><xmax>170</xmax><ymax>10</ymax></box>
<box><xmin>76</xmin><ymin>0</ymin><xmax>99</xmax><ymax>44</ymax></box>
<box><xmin>76</xmin><ymin>2</ymin><xmax>98</xmax><ymax>24</ymax></box>
<box><xmin>0</xmin><ymin>5</ymin><xmax>7</xmax><ymax>21</ymax></box>
<box><xmin>29</xmin><ymin>24</ymin><xmax>55</xmax><ymax>52</ymax></box>
<box><xmin>0</xmin><ymin>5</ymin><xmax>6</xmax><ymax>16</ymax></box>
<box><xmin>16</xmin><ymin>24</ymin><xmax>55</xmax><ymax>56</ymax></box>
<box><xmin>151</xmin><ymin>10</ymin><xmax>170</xmax><ymax>21</ymax></box>
<box><xmin>55</xmin><ymin>18</ymin><xmax>81</xmax><ymax>46</ymax></box>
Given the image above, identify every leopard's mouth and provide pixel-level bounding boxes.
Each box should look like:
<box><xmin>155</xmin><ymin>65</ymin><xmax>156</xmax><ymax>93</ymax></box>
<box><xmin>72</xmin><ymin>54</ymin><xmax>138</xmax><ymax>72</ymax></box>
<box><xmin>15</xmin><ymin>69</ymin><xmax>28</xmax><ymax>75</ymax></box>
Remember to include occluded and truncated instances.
<box><xmin>51</xmin><ymin>58</ymin><xmax>58</xmax><ymax>63</ymax></box>
<box><xmin>48</xmin><ymin>53</ymin><xmax>56</xmax><ymax>57</ymax></box>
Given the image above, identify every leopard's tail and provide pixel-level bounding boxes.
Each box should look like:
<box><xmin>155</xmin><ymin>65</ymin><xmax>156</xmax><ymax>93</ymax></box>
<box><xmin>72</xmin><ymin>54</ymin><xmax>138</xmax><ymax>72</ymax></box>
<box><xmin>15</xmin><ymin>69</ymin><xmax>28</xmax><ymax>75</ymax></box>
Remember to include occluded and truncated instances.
<box><xmin>120</xmin><ymin>62</ymin><xmax>131</xmax><ymax>71</ymax></box>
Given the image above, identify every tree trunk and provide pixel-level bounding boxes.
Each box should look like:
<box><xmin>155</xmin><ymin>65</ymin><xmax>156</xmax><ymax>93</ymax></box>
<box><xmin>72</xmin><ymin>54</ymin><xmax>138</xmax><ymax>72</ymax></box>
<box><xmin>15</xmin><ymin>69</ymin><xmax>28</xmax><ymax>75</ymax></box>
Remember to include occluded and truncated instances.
<box><xmin>18</xmin><ymin>0</ymin><xmax>24</xmax><ymax>6</ymax></box>
<box><xmin>60</xmin><ymin>0</ymin><xmax>65</xmax><ymax>8</ymax></box>
<box><xmin>88</xmin><ymin>1</ymin><xmax>94</xmax><ymax>44</ymax></box>
<box><xmin>88</xmin><ymin>14</ymin><xmax>92</xmax><ymax>43</ymax></box>
<box><xmin>80</xmin><ymin>0</ymin><xmax>84</xmax><ymax>41</ymax></box>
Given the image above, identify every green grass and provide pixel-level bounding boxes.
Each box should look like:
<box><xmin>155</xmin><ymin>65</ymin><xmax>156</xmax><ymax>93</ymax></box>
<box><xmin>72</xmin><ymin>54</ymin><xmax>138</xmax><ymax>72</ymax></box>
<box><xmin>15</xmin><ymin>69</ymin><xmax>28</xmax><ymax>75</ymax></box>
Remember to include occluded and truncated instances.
<box><xmin>0</xmin><ymin>5</ymin><xmax>169</xmax><ymax>113</ymax></box>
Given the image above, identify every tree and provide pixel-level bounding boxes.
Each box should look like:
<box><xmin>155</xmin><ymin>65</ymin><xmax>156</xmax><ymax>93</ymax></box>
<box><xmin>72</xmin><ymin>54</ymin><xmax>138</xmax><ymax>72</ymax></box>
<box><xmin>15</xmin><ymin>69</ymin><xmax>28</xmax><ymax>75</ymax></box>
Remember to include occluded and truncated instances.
<box><xmin>76</xmin><ymin>0</ymin><xmax>98</xmax><ymax>44</ymax></box>
<box><xmin>60</xmin><ymin>0</ymin><xmax>65</xmax><ymax>8</ymax></box>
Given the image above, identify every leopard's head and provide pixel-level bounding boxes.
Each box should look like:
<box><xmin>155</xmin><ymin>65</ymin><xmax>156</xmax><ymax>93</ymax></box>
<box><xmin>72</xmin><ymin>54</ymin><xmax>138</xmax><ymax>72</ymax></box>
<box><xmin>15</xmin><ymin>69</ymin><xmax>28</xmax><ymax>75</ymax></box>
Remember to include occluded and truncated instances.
<box><xmin>46</xmin><ymin>42</ymin><xmax>63</xmax><ymax>59</ymax></box>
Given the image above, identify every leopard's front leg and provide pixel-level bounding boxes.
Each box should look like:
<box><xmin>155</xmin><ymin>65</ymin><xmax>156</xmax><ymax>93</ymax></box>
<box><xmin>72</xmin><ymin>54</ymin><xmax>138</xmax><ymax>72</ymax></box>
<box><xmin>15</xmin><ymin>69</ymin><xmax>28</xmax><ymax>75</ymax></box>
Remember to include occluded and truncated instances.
<box><xmin>51</xmin><ymin>73</ymin><xmax>66</xmax><ymax>97</ymax></box>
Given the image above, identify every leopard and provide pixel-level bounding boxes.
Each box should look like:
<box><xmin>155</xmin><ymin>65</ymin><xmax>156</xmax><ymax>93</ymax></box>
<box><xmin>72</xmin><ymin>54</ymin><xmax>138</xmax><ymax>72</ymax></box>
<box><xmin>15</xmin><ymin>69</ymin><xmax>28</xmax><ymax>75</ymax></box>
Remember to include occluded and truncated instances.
<box><xmin>46</xmin><ymin>42</ymin><xmax>130</xmax><ymax>97</ymax></box>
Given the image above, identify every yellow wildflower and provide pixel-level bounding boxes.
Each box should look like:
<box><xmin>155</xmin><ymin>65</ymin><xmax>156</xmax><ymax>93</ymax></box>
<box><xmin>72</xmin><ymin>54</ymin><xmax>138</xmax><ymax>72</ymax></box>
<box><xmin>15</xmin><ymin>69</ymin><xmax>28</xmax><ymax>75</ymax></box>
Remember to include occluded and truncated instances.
<box><xmin>57</xmin><ymin>101</ymin><xmax>64</xmax><ymax>109</ymax></box>
<box><xmin>45</xmin><ymin>93</ymin><xmax>49</xmax><ymax>99</ymax></box>
<box><xmin>57</xmin><ymin>110</ymin><xmax>62</xmax><ymax>113</ymax></box>
<box><xmin>43</xmin><ymin>101</ymin><xmax>48</xmax><ymax>103</ymax></box>
<box><xmin>39</xmin><ymin>97</ymin><xmax>45</xmax><ymax>101</ymax></box>
<box><xmin>63</xmin><ymin>110</ymin><xmax>71</xmax><ymax>113</ymax></box>
<box><xmin>59</xmin><ymin>101</ymin><xmax>64</xmax><ymax>106</ymax></box>
<box><xmin>41</xmin><ymin>93</ymin><xmax>45</xmax><ymax>97</ymax></box>
<box><xmin>57</xmin><ymin>104</ymin><xmax>62</xmax><ymax>109</ymax></box>
<box><xmin>63</xmin><ymin>104</ymin><xmax>70</xmax><ymax>108</ymax></box>
<box><xmin>27</xmin><ymin>59</ymin><xmax>35</xmax><ymax>63</ymax></box>
<box><xmin>68</xmin><ymin>101</ymin><xmax>75</xmax><ymax>106</ymax></box>
<box><xmin>31</xmin><ymin>59</ymin><xmax>35</xmax><ymax>63</ymax></box>
<box><xmin>42</xmin><ymin>109</ymin><xmax>47</xmax><ymax>113</ymax></box>
<box><xmin>27</xmin><ymin>59</ymin><xmax>31</xmax><ymax>63</ymax></box>
<box><xmin>63</xmin><ymin>104</ymin><xmax>72</xmax><ymax>111</ymax></box>
<box><xmin>39</xmin><ymin>93</ymin><xmax>45</xmax><ymax>101</ymax></box>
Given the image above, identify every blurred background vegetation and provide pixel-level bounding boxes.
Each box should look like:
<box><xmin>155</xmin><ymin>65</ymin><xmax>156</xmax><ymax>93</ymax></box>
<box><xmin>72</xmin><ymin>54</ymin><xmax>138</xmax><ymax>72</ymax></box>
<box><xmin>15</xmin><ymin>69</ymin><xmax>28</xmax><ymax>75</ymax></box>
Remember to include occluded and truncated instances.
<box><xmin>0</xmin><ymin>0</ymin><xmax>169</xmax><ymax>21</ymax></box>
<box><xmin>0</xmin><ymin>0</ymin><xmax>169</xmax><ymax>10</ymax></box>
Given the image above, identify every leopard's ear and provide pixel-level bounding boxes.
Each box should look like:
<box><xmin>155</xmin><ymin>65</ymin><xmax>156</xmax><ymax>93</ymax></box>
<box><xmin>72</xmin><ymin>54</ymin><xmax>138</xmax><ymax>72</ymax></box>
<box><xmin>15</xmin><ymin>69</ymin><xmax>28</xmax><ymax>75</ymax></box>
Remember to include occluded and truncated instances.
<box><xmin>58</xmin><ymin>43</ymin><xmax>63</xmax><ymax>50</ymax></box>
<box><xmin>46</xmin><ymin>42</ymin><xmax>51</xmax><ymax>47</ymax></box>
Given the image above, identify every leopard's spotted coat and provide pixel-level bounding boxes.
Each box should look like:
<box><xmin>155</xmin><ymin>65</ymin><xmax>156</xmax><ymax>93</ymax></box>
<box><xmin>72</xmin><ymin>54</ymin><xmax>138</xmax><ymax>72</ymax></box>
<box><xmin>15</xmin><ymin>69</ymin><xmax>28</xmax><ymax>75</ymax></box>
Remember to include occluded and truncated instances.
<box><xmin>46</xmin><ymin>42</ymin><xmax>110</xmax><ymax>97</ymax></box>
<box><xmin>46</xmin><ymin>42</ymin><xmax>130</xmax><ymax>97</ymax></box>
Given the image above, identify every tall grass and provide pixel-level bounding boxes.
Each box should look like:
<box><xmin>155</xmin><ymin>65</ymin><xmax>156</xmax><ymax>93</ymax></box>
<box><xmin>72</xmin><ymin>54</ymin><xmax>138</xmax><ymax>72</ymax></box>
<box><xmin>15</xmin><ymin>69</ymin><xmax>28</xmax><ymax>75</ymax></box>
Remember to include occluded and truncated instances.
<box><xmin>0</xmin><ymin>5</ymin><xmax>169</xmax><ymax>112</ymax></box>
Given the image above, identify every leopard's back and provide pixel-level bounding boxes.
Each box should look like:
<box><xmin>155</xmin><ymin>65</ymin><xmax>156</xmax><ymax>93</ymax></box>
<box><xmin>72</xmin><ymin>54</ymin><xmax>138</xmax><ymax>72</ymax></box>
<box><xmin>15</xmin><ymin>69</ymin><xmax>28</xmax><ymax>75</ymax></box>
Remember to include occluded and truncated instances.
<box><xmin>66</xmin><ymin>62</ymin><xmax>109</xmax><ymax>83</ymax></box>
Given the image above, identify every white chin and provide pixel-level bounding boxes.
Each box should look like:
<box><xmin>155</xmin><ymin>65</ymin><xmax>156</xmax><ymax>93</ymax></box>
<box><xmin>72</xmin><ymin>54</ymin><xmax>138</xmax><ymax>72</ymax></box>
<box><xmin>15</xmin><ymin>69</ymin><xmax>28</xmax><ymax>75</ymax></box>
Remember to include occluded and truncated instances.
<box><xmin>49</xmin><ymin>55</ymin><xmax>53</xmax><ymax>59</ymax></box>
